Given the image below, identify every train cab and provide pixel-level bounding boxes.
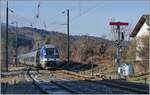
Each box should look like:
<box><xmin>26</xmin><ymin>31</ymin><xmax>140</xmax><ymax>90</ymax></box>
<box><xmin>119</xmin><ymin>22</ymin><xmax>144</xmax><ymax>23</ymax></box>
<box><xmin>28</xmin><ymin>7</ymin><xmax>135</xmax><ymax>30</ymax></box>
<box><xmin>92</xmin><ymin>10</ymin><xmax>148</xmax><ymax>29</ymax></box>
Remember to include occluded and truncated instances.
<box><xmin>39</xmin><ymin>45</ymin><xmax>60</xmax><ymax>68</ymax></box>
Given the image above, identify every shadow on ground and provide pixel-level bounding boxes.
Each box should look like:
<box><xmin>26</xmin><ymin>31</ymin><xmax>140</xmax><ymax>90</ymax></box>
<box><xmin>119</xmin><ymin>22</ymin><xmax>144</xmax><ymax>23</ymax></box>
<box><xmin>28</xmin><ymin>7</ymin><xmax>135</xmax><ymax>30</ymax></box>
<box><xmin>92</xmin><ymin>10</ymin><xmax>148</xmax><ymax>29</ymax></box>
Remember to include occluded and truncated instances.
<box><xmin>1</xmin><ymin>79</ymin><xmax>149</xmax><ymax>94</ymax></box>
<box><xmin>1</xmin><ymin>81</ymin><xmax>42</xmax><ymax>94</ymax></box>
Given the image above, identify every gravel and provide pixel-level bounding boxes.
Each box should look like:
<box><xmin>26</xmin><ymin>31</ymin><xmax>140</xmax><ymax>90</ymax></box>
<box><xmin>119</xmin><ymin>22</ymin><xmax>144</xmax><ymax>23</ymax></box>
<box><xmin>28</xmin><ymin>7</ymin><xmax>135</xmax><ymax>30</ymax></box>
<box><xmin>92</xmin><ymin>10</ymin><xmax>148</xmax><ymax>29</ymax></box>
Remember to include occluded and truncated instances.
<box><xmin>1</xmin><ymin>67</ymin><xmax>43</xmax><ymax>94</ymax></box>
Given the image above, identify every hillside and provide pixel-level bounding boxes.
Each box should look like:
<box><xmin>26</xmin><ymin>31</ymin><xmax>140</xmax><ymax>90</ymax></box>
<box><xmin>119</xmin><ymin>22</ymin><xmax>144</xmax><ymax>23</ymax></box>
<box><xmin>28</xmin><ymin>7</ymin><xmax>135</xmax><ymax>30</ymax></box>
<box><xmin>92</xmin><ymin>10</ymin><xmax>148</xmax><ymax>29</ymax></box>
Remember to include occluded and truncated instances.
<box><xmin>1</xmin><ymin>23</ymin><xmax>115</xmax><ymax>64</ymax></box>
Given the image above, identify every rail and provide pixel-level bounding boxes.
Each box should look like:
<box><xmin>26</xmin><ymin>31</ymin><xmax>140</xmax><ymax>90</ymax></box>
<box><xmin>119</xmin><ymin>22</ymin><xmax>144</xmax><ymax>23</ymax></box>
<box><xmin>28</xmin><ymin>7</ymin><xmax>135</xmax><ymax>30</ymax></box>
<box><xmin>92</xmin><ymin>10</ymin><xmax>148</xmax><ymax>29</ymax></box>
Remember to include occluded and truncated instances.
<box><xmin>51</xmin><ymin>81</ymin><xmax>82</xmax><ymax>94</ymax></box>
<box><xmin>92</xmin><ymin>80</ymin><xmax>149</xmax><ymax>94</ymax></box>
<box><xmin>60</xmin><ymin>70</ymin><xmax>149</xmax><ymax>94</ymax></box>
<box><xmin>27</xmin><ymin>68</ymin><xmax>82</xmax><ymax>94</ymax></box>
<box><xmin>27</xmin><ymin>68</ymin><xmax>48</xmax><ymax>94</ymax></box>
<box><xmin>1</xmin><ymin>82</ymin><xmax>8</xmax><ymax>94</ymax></box>
<box><xmin>27</xmin><ymin>67</ymin><xmax>149</xmax><ymax>94</ymax></box>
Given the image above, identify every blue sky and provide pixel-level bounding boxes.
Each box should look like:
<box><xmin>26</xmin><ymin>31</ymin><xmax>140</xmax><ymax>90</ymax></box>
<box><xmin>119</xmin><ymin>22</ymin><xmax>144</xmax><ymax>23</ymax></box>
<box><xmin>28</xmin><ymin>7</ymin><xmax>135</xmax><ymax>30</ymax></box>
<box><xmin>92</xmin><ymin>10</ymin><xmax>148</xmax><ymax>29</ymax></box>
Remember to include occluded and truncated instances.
<box><xmin>1</xmin><ymin>0</ymin><xmax>149</xmax><ymax>39</ymax></box>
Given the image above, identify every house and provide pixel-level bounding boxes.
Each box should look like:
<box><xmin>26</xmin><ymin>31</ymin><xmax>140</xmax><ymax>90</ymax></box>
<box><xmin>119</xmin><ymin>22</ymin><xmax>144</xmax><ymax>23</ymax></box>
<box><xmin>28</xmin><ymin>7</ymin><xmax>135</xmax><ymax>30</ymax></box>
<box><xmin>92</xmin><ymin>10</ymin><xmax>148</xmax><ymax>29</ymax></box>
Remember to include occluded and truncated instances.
<box><xmin>130</xmin><ymin>14</ymin><xmax>149</xmax><ymax>61</ymax></box>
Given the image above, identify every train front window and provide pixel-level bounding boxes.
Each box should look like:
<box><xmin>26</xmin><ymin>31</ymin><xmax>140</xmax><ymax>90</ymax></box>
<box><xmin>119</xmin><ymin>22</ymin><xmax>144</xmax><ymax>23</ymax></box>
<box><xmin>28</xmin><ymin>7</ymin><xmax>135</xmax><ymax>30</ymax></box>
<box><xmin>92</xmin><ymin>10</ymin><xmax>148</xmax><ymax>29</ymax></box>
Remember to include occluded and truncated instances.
<box><xmin>45</xmin><ymin>48</ymin><xmax>54</xmax><ymax>57</ymax></box>
<box><xmin>45</xmin><ymin>48</ymin><xmax>59</xmax><ymax>58</ymax></box>
<box><xmin>55</xmin><ymin>48</ymin><xmax>59</xmax><ymax>58</ymax></box>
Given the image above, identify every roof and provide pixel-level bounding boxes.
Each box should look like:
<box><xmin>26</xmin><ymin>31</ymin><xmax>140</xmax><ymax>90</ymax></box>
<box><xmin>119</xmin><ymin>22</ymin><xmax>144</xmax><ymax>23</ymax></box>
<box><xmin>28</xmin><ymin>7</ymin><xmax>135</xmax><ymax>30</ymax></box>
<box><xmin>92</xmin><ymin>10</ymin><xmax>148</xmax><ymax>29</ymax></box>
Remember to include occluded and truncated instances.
<box><xmin>43</xmin><ymin>44</ymin><xmax>55</xmax><ymax>48</ymax></box>
<box><xmin>130</xmin><ymin>15</ymin><xmax>149</xmax><ymax>37</ymax></box>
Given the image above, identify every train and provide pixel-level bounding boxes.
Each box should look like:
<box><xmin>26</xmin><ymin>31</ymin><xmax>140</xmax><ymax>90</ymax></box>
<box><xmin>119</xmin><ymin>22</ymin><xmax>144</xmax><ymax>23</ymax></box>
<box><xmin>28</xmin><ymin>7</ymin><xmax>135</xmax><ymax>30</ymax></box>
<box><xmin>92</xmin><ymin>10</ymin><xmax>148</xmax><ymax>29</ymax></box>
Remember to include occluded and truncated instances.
<box><xmin>18</xmin><ymin>44</ymin><xmax>60</xmax><ymax>69</ymax></box>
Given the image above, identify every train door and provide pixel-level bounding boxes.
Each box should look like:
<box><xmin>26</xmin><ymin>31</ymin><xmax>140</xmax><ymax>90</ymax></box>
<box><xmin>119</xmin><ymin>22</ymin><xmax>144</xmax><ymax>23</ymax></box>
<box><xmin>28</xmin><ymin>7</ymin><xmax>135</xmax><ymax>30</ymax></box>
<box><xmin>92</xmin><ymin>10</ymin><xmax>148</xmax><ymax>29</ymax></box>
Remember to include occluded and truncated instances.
<box><xmin>39</xmin><ymin>47</ymin><xmax>47</xmax><ymax>68</ymax></box>
<box><xmin>36</xmin><ymin>51</ymin><xmax>40</xmax><ymax>67</ymax></box>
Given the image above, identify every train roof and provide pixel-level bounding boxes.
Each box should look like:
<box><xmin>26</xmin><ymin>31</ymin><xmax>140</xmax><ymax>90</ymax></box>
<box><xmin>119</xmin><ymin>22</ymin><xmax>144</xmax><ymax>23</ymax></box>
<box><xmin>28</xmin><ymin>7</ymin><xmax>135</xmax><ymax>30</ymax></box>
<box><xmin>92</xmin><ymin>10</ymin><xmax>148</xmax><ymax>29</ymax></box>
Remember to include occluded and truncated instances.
<box><xmin>120</xmin><ymin>63</ymin><xmax>133</xmax><ymax>67</ymax></box>
<box><xmin>31</xmin><ymin>44</ymin><xmax>56</xmax><ymax>51</ymax></box>
<box><xmin>42</xmin><ymin>44</ymin><xmax>56</xmax><ymax>48</ymax></box>
<box><xmin>18</xmin><ymin>44</ymin><xmax>56</xmax><ymax>56</ymax></box>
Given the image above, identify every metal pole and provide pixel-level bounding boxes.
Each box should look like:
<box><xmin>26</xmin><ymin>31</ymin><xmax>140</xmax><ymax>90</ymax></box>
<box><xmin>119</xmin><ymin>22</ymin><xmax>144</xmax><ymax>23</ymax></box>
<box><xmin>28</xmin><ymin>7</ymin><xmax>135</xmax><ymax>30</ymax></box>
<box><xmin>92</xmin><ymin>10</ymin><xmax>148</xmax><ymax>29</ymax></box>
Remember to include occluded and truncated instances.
<box><xmin>54</xmin><ymin>48</ymin><xmax>56</xmax><ymax>69</ymax></box>
<box><xmin>91</xmin><ymin>57</ymin><xmax>94</xmax><ymax>76</ymax></box>
<box><xmin>67</xmin><ymin>9</ymin><xmax>70</xmax><ymax>65</ymax></box>
<box><xmin>15</xmin><ymin>22</ymin><xmax>18</xmax><ymax>67</ymax></box>
<box><xmin>117</xmin><ymin>25</ymin><xmax>121</xmax><ymax>79</ymax></box>
<box><xmin>149</xmin><ymin>15</ymin><xmax>150</xmax><ymax>73</ymax></box>
<box><xmin>6</xmin><ymin>0</ymin><xmax>8</xmax><ymax>72</ymax></box>
<box><xmin>30</xmin><ymin>24</ymin><xmax>34</xmax><ymax>48</ymax></box>
<box><xmin>117</xmin><ymin>25</ymin><xmax>120</xmax><ymax>67</ymax></box>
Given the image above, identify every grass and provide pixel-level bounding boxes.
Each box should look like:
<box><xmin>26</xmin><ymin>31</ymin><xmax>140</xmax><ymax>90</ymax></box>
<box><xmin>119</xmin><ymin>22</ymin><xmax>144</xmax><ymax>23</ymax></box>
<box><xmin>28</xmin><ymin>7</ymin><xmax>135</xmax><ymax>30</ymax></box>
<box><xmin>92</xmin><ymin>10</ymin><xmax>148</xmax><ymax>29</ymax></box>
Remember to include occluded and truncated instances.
<box><xmin>128</xmin><ymin>79</ymin><xmax>149</xmax><ymax>84</ymax></box>
<box><xmin>127</xmin><ymin>74</ymin><xmax>149</xmax><ymax>84</ymax></box>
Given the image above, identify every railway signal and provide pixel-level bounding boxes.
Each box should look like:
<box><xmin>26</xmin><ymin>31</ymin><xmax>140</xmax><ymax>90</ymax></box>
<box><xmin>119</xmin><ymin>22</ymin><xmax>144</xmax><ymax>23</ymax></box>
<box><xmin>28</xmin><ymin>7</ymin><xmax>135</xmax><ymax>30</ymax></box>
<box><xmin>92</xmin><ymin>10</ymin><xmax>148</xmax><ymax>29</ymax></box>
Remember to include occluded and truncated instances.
<box><xmin>109</xmin><ymin>21</ymin><xmax>128</xmax><ymax>79</ymax></box>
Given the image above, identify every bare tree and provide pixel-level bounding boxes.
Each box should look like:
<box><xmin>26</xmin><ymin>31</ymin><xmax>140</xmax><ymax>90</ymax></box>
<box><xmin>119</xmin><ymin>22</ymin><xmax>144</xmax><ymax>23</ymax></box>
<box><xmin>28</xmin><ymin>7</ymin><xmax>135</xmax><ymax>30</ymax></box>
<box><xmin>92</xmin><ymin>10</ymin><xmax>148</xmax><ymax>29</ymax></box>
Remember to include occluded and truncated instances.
<box><xmin>126</xmin><ymin>38</ymin><xmax>136</xmax><ymax>61</ymax></box>
<box><xmin>33</xmin><ymin>33</ymin><xmax>42</xmax><ymax>49</ymax></box>
<box><xmin>137</xmin><ymin>35</ymin><xmax>149</xmax><ymax>72</ymax></box>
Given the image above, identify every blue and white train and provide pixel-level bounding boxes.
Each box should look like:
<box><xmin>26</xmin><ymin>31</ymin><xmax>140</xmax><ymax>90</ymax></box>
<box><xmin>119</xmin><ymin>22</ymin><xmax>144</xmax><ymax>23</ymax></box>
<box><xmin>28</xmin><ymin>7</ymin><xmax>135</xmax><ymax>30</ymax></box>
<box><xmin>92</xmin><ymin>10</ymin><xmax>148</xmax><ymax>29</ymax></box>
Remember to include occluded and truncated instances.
<box><xmin>18</xmin><ymin>44</ymin><xmax>60</xmax><ymax>69</ymax></box>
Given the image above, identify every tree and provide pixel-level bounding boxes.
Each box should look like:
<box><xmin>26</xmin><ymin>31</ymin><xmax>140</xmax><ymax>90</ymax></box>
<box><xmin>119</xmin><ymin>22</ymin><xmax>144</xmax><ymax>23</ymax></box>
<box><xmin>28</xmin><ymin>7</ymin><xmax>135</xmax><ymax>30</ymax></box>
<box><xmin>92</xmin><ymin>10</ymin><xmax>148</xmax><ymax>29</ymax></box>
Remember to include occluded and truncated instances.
<box><xmin>137</xmin><ymin>35</ymin><xmax>149</xmax><ymax>72</ymax></box>
<box><xmin>105</xmin><ymin>46</ymin><xmax>115</xmax><ymax>60</ymax></box>
<box><xmin>126</xmin><ymin>38</ymin><xmax>136</xmax><ymax>61</ymax></box>
<box><xmin>127</xmin><ymin>36</ymin><xmax>149</xmax><ymax>72</ymax></box>
<box><xmin>45</xmin><ymin>38</ymin><xmax>51</xmax><ymax>44</ymax></box>
<box><xmin>98</xmin><ymin>42</ymin><xmax>108</xmax><ymax>56</ymax></box>
<box><xmin>33</xmin><ymin>32</ymin><xmax>42</xmax><ymax>49</ymax></box>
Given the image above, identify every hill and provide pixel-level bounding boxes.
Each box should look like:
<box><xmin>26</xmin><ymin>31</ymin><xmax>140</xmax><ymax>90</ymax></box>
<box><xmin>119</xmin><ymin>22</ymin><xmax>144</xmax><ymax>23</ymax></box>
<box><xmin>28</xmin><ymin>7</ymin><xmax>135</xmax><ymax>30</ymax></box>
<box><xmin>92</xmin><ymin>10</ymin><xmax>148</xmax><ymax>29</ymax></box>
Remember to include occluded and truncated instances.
<box><xmin>1</xmin><ymin>23</ymin><xmax>114</xmax><ymax>65</ymax></box>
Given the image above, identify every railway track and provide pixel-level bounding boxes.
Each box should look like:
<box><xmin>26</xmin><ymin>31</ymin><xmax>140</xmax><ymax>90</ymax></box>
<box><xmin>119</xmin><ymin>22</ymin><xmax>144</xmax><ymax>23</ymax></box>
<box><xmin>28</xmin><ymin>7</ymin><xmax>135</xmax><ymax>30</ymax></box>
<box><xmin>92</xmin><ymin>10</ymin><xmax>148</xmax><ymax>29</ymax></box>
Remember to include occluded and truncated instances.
<box><xmin>1</xmin><ymin>64</ymin><xmax>148</xmax><ymax>94</ymax></box>
<box><xmin>1</xmin><ymin>83</ymin><xmax>8</xmax><ymax>94</ymax></box>
<box><xmin>54</xmin><ymin>70</ymin><xmax>149</xmax><ymax>94</ymax></box>
<box><xmin>50</xmin><ymin>79</ymin><xmax>131</xmax><ymax>94</ymax></box>
<box><xmin>88</xmin><ymin>80</ymin><xmax>149</xmax><ymax>94</ymax></box>
<box><xmin>26</xmin><ymin>67</ymin><xmax>149</xmax><ymax>94</ymax></box>
<box><xmin>29</xmin><ymin>69</ymin><xmax>117</xmax><ymax>94</ymax></box>
<box><xmin>101</xmin><ymin>79</ymin><xmax>149</xmax><ymax>94</ymax></box>
<box><xmin>27</xmin><ymin>68</ymin><xmax>81</xmax><ymax>94</ymax></box>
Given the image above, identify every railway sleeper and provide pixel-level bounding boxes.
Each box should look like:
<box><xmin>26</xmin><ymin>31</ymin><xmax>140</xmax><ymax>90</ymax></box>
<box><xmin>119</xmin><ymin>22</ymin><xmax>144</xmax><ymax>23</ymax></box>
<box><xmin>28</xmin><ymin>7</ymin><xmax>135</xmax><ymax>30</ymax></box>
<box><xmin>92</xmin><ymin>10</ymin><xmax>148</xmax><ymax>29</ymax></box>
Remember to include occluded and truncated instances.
<box><xmin>88</xmin><ymin>80</ymin><xmax>149</xmax><ymax>94</ymax></box>
<box><xmin>51</xmin><ymin>80</ymin><xmax>82</xmax><ymax>94</ymax></box>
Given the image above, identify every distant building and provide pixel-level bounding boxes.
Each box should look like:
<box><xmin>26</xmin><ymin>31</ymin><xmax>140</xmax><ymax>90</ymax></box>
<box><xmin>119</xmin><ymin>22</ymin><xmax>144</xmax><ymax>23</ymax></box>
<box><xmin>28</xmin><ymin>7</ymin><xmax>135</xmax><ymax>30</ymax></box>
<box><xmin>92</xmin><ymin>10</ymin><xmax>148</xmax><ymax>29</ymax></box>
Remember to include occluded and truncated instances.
<box><xmin>130</xmin><ymin>14</ymin><xmax>149</xmax><ymax>61</ymax></box>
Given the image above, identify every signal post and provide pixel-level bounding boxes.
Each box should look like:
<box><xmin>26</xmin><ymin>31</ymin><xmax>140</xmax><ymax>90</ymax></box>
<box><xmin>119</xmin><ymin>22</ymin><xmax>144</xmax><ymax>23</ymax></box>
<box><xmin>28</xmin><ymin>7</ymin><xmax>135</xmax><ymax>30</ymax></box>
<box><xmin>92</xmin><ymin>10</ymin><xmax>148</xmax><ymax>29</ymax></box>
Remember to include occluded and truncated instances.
<box><xmin>109</xmin><ymin>22</ymin><xmax>128</xmax><ymax>79</ymax></box>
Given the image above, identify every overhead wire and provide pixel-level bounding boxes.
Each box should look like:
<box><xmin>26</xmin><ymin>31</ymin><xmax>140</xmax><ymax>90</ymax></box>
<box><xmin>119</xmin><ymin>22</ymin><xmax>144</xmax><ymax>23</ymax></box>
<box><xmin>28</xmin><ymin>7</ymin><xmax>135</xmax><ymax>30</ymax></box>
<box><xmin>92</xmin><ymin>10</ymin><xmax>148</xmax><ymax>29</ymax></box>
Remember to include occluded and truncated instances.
<box><xmin>7</xmin><ymin>1</ymin><xmax>67</xmax><ymax>34</ymax></box>
<box><xmin>70</xmin><ymin>4</ymin><xmax>100</xmax><ymax>23</ymax></box>
<box><xmin>34</xmin><ymin>1</ymin><xmax>67</xmax><ymax>29</ymax></box>
<box><xmin>8</xmin><ymin>1</ymin><xmax>101</xmax><ymax>32</ymax></box>
<box><xmin>48</xmin><ymin>3</ymin><xmax>101</xmax><ymax>28</ymax></box>
<box><xmin>9</xmin><ymin>12</ymin><xmax>34</xmax><ymax>26</ymax></box>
